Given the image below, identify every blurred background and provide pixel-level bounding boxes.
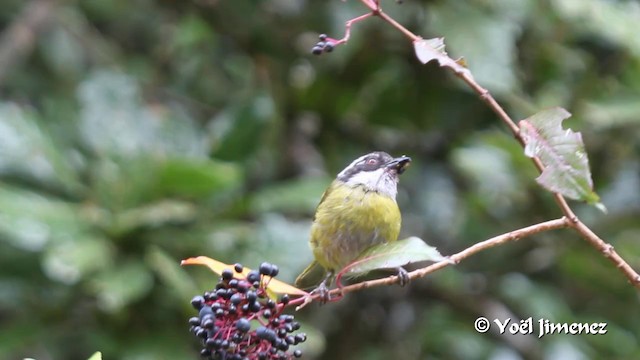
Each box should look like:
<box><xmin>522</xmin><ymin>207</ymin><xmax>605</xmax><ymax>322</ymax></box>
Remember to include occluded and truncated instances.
<box><xmin>1</xmin><ymin>0</ymin><xmax>639</xmax><ymax>359</ymax></box>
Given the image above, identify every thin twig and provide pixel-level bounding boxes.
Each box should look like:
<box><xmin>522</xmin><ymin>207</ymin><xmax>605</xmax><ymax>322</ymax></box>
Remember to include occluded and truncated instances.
<box><xmin>363</xmin><ymin>1</ymin><xmax>640</xmax><ymax>289</ymax></box>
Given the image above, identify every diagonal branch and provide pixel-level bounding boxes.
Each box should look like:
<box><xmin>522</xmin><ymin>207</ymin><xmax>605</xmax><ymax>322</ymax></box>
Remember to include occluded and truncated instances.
<box><xmin>350</xmin><ymin>0</ymin><xmax>640</xmax><ymax>289</ymax></box>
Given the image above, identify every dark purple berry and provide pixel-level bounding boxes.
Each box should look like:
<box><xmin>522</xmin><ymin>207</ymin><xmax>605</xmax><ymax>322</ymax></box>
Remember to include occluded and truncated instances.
<box><xmin>270</xmin><ymin>265</ymin><xmax>279</xmax><ymax>277</ymax></box>
<box><xmin>247</xmin><ymin>270</ymin><xmax>260</xmax><ymax>283</ymax></box>
<box><xmin>294</xmin><ymin>349</ymin><xmax>303</xmax><ymax>358</ymax></box>
<box><xmin>191</xmin><ymin>295</ymin><xmax>205</xmax><ymax>309</ymax></box>
<box><xmin>295</xmin><ymin>333</ymin><xmax>307</xmax><ymax>343</ymax></box>
<box><xmin>325</xmin><ymin>43</ymin><xmax>334</xmax><ymax>52</ymax></box>
<box><xmin>198</xmin><ymin>306</ymin><xmax>213</xmax><ymax>319</ymax></box>
<box><xmin>222</xmin><ymin>268</ymin><xmax>233</xmax><ymax>280</ymax></box>
<box><xmin>266</xmin><ymin>299</ymin><xmax>276</xmax><ymax>309</ymax></box>
<box><xmin>319</xmin><ymin>33</ymin><xmax>327</xmax><ymax>41</ymax></box>
<box><xmin>280</xmin><ymin>294</ymin><xmax>290</xmax><ymax>304</ymax></box>
<box><xmin>236</xmin><ymin>318</ymin><xmax>251</xmax><ymax>333</ymax></box>
<box><xmin>200</xmin><ymin>348</ymin><xmax>211</xmax><ymax>357</ymax></box>
<box><xmin>236</xmin><ymin>281</ymin><xmax>249</xmax><ymax>293</ymax></box>
<box><xmin>204</xmin><ymin>291</ymin><xmax>217</xmax><ymax>301</ymax></box>
<box><xmin>189</xmin><ymin>316</ymin><xmax>201</xmax><ymax>326</ymax></box>
<box><xmin>246</xmin><ymin>291</ymin><xmax>257</xmax><ymax>302</ymax></box>
<box><xmin>228</xmin><ymin>279</ymin><xmax>239</xmax><ymax>288</ymax></box>
<box><xmin>249</xmin><ymin>301</ymin><xmax>261</xmax><ymax>313</ymax></box>
<box><xmin>230</xmin><ymin>293</ymin><xmax>243</xmax><ymax>305</ymax></box>
<box><xmin>256</xmin><ymin>326</ymin><xmax>277</xmax><ymax>342</ymax></box>
<box><xmin>262</xmin><ymin>309</ymin><xmax>272</xmax><ymax>318</ymax></box>
<box><xmin>202</xmin><ymin>317</ymin><xmax>215</xmax><ymax>329</ymax></box>
<box><xmin>311</xmin><ymin>46</ymin><xmax>323</xmax><ymax>55</ymax></box>
<box><xmin>259</xmin><ymin>262</ymin><xmax>273</xmax><ymax>276</ymax></box>
<box><xmin>234</xmin><ymin>263</ymin><xmax>244</xmax><ymax>273</ymax></box>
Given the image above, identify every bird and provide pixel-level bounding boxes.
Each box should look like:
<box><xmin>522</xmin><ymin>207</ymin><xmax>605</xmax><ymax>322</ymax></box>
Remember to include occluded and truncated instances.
<box><xmin>295</xmin><ymin>151</ymin><xmax>411</xmax><ymax>295</ymax></box>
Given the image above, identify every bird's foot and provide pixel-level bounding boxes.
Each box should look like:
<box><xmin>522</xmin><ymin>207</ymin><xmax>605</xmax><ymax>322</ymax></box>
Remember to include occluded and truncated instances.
<box><xmin>396</xmin><ymin>267</ymin><xmax>410</xmax><ymax>287</ymax></box>
<box><xmin>311</xmin><ymin>281</ymin><xmax>331</xmax><ymax>304</ymax></box>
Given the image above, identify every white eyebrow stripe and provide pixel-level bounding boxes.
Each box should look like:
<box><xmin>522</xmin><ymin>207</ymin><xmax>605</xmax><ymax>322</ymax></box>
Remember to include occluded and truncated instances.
<box><xmin>336</xmin><ymin>154</ymin><xmax>368</xmax><ymax>179</ymax></box>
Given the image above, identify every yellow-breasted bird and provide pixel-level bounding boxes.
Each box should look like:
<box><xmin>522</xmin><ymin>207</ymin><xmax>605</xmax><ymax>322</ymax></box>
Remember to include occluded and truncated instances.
<box><xmin>295</xmin><ymin>151</ymin><xmax>411</xmax><ymax>292</ymax></box>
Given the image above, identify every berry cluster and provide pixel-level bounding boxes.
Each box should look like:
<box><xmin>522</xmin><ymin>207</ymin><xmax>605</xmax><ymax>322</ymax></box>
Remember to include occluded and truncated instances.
<box><xmin>189</xmin><ymin>262</ymin><xmax>306</xmax><ymax>360</ymax></box>
<box><xmin>311</xmin><ymin>34</ymin><xmax>334</xmax><ymax>55</ymax></box>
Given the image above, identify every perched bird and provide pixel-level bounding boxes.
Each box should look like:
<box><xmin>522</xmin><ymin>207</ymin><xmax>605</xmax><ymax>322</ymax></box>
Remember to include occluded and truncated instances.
<box><xmin>295</xmin><ymin>151</ymin><xmax>411</xmax><ymax>292</ymax></box>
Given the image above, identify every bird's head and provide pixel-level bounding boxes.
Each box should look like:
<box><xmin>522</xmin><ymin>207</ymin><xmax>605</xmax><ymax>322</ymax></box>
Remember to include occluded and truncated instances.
<box><xmin>336</xmin><ymin>151</ymin><xmax>411</xmax><ymax>198</ymax></box>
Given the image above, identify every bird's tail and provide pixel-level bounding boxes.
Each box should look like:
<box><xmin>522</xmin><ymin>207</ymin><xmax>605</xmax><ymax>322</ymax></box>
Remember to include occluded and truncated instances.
<box><xmin>294</xmin><ymin>260</ymin><xmax>325</xmax><ymax>289</ymax></box>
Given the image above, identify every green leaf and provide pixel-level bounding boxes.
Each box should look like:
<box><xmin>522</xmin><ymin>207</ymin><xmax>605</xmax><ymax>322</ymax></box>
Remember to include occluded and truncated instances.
<box><xmin>250</xmin><ymin>177</ymin><xmax>330</xmax><ymax>215</ymax></box>
<box><xmin>519</xmin><ymin>107</ymin><xmax>604</xmax><ymax>210</ymax></box>
<box><xmin>345</xmin><ymin>237</ymin><xmax>447</xmax><ymax>276</ymax></box>
<box><xmin>89</xmin><ymin>261</ymin><xmax>154</xmax><ymax>313</ymax></box>
<box><xmin>153</xmin><ymin>158</ymin><xmax>242</xmax><ymax>198</ymax></box>
<box><xmin>0</xmin><ymin>103</ymin><xmax>81</xmax><ymax>194</ymax></box>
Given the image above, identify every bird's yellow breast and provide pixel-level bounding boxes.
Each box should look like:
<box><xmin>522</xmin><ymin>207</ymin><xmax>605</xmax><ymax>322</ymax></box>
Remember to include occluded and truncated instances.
<box><xmin>310</xmin><ymin>181</ymin><xmax>401</xmax><ymax>272</ymax></box>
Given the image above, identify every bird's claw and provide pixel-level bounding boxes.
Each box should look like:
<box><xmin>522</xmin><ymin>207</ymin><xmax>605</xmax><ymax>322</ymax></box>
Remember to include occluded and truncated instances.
<box><xmin>311</xmin><ymin>281</ymin><xmax>331</xmax><ymax>304</ymax></box>
<box><xmin>397</xmin><ymin>267</ymin><xmax>410</xmax><ymax>287</ymax></box>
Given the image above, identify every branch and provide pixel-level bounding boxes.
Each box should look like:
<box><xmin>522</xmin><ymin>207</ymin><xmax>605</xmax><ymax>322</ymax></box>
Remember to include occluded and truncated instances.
<box><xmin>291</xmin><ymin>218</ymin><xmax>569</xmax><ymax>307</ymax></box>
<box><xmin>346</xmin><ymin>0</ymin><xmax>640</xmax><ymax>290</ymax></box>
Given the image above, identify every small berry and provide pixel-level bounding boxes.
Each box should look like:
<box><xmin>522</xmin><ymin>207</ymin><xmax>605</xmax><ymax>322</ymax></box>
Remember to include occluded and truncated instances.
<box><xmin>200</xmin><ymin>348</ymin><xmax>211</xmax><ymax>357</ymax></box>
<box><xmin>234</xmin><ymin>263</ymin><xmax>244</xmax><ymax>273</ymax></box>
<box><xmin>294</xmin><ymin>349</ymin><xmax>303</xmax><ymax>358</ymax></box>
<box><xmin>249</xmin><ymin>301</ymin><xmax>262</xmax><ymax>313</ymax></box>
<box><xmin>228</xmin><ymin>279</ymin><xmax>239</xmax><ymax>288</ymax></box>
<box><xmin>247</xmin><ymin>270</ymin><xmax>261</xmax><ymax>283</ymax></box>
<box><xmin>266</xmin><ymin>299</ymin><xmax>276</xmax><ymax>309</ymax></box>
<box><xmin>191</xmin><ymin>295</ymin><xmax>205</xmax><ymax>310</ymax></box>
<box><xmin>198</xmin><ymin>306</ymin><xmax>213</xmax><ymax>319</ymax></box>
<box><xmin>188</xmin><ymin>316</ymin><xmax>201</xmax><ymax>326</ymax></box>
<box><xmin>256</xmin><ymin>326</ymin><xmax>277</xmax><ymax>342</ymax></box>
<box><xmin>263</xmin><ymin>309</ymin><xmax>272</xmax><ymax>318</ymax></box>
<box><xmin>319</xmin><ymin>33</ymin><xmax>327</xmax><ymax>41</ymax></box>
<box><xmin>280</xmin><ymin>294</ymin><xmax>290</xmax><ymax>304</ymax></box>
<box><xmin>230</xmin><ymin>293</ymin><xmax>243</xmax><ymax>305</ymax></box>
<box><xmin>222</xmin><ymin>268</ymin><xmax>234</xmax><ymax>280</ymax></box>
<box><xmin>259</xmin><ymin>262</ymin><xmax>273</xmax><ymax>276</ymax></box>
<box><xmin>246</xmin><ymin>291</ymin><xmax>257</xmax><ymax>302</ymax></box>
<box><xmin>325</xmin><ymin>43</ymin><xmax>334</xmax><ymax>53</ymax></box>
<box><xmin>236</xmin><ymin>318</ymin><xmax>251</xmax><ymax>333</ymax></box>
<box><xmin>214</xmin><ymin>308</ymin><xmax>225</xmax><ymax>318</ymax></box>
<box><xmin>311</xmin><ymin>46</ymin><xmax>323</xmax><ymax>55</ymax></box>
<box><xmin>203</xmin><ymin>291</ymin><xmax>216</xmax><ymax>301</ymax></box>
<box><xmin>202</xmin><ymin>318</ymin><xmax>215</xmax><ymax>329</ymax></box>
<box><xmin>295</xmin><ymin>333</ymin><xmax>307</xmax><ymax>343</ymax></box>
<box><xmin>270</xmin><ymin>264</ymin><xmax>279</xmax><ymax>277</ymax></box>
<box><xmin>316</xmin><ymin>41</ymin><xmax>326</xmax><ymax>48</ymax></box>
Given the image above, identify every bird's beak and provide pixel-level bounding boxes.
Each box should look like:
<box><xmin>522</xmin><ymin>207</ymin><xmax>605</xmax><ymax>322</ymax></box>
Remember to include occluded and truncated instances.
<box><xmin>386</xmin><ymin>155</ymin><xmax>412</xmax><ymax>174</ymax></box>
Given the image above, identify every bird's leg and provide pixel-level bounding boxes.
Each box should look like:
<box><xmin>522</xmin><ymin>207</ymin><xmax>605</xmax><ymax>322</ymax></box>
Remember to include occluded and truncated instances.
<box><xmin>396</xmin><ymin>266</ymin><xmax>410</xmax><ymax>287</ymax></box>
<box><xmin>311</xmin><ymin>271</ymin><xmax>334</xmax><ymax>304</ymax></box>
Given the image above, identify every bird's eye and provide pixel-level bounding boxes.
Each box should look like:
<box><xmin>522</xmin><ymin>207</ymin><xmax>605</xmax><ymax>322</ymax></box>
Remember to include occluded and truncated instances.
<box><xmin>365</xmin><ymin>158</ymin><xmax>377</xmax><ymax>165</ymax></box>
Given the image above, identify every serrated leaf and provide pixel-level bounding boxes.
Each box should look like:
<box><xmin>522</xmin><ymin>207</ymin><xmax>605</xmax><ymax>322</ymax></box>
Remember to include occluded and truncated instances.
<box><xmin>181</xmin><ymin>256</ymin><xmax>307</xmax><ymax>297</ymax></box>
<box><xmin>519</xmin><ymin>107</ymin><xmax>604</xmax><ymax>209</ymax></box>
<box><xmin>345</xmin><ymin>237</ymin><xmax>446</xmax><ymax>276</ymax></box>
<box><xmin>414</xmin><ymin>38</ymin><xmax>472</xmax><ymax>78</ymax></box>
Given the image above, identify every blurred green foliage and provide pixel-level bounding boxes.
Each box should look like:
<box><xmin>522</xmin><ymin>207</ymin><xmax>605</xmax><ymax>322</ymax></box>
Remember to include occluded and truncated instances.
<box><xmin>0</xmin><ymin>0</ymin><xmax>639</xmax><ymax>359</ymax></box>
